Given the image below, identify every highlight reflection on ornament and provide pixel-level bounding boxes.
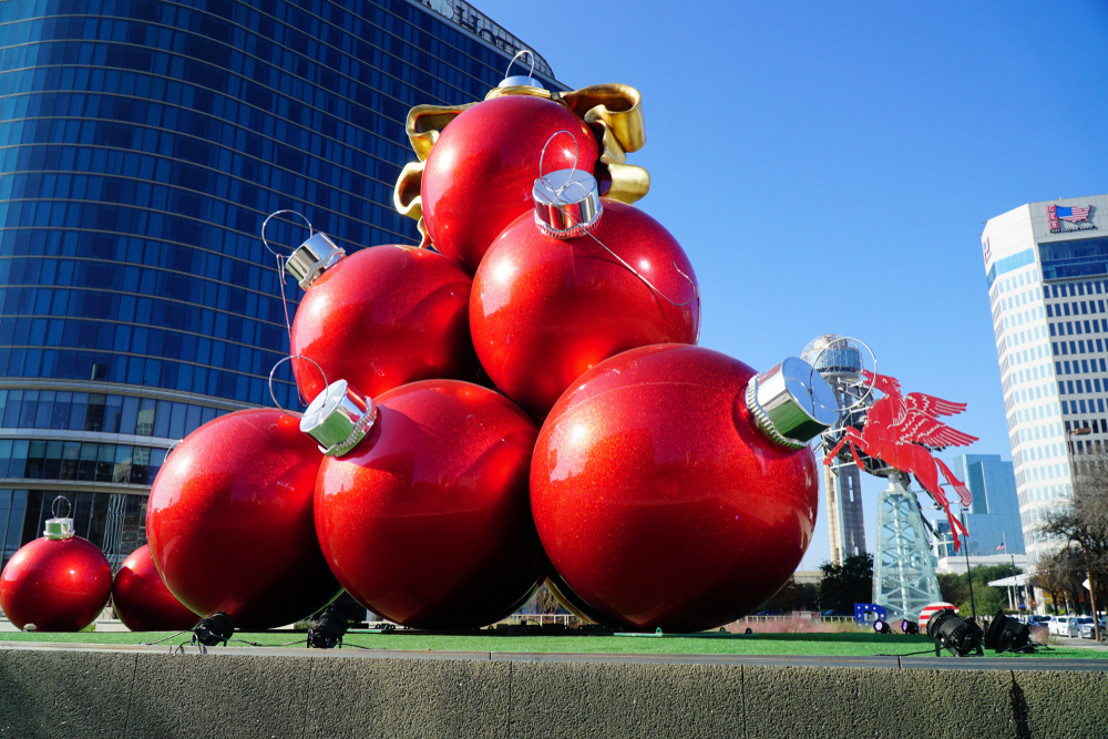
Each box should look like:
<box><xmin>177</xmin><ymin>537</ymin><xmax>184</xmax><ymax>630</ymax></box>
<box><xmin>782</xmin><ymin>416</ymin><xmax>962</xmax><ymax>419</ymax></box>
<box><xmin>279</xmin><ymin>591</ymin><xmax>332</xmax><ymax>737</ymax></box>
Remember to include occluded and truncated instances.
<box><xmin>530</xmin><ymin>345</ymin><xmax>833</xmax><ymax>632</ymax></box>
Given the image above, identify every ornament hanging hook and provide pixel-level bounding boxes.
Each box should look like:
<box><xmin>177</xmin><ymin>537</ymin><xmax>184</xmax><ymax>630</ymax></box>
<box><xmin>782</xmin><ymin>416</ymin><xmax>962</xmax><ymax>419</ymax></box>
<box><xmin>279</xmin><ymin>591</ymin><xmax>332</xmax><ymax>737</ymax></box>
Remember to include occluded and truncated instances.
<box><xmin>504</xmin><ymin>49</ymin><xmax>536</xmax><ymax>81</ymax></box>
<box><xmin>268</xmin><ymin>354</ymin><xmax>329</xmax><ymax>418</ymax></box>
<box><xmin>51</xmin><ymin>495</ymin><xmax>71</xmax><ymax>520</ymax></box>
<box><xmin>261</xmin><ymin>210</ymin><xmax>315</xmax><ymax>363</ymax></box>
<box><xmin>538</xmin><ymin>129</ymin><xmax>581</xmax><ymax>191</ymax></box>
<box><xmin>261</xmin><ymin>210</ymin><xmax>313</xmax><ymax>259</ymax></box>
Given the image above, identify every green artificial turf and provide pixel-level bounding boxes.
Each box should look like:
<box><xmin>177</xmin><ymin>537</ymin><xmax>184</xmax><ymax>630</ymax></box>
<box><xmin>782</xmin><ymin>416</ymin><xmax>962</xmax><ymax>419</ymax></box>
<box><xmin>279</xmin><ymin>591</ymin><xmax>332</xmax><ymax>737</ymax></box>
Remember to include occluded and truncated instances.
<box><xmin>0</xmin><ymin>628</ymin><xmax>1103</xmax><ymax>660</ymax></box>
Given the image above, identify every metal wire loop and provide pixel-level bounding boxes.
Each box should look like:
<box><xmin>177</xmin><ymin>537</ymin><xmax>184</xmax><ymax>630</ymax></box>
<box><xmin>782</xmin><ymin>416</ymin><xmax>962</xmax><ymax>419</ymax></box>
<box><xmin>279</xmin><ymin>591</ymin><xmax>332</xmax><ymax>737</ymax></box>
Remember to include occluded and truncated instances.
<box><xmin>51</xmin><ymin>495</ymin><xmax>71</xmax><ymax>520</ymax></box>
<box><xmin>260</xmin><ymin>210</ymin><xmax>313</xmax><ymax>258</ymax></box>
<box><xmin>578</xmin><ymin>228</ymin><xmax>698</xmax><ymax>308</ymax></box>
<box><xmin>268</xmin><ymin>355</ymin><xmax>328</xmax><ymax>417</ymax></box>
<box><xmin>537</xmin><ymin>129</ymin><xmax>580</xmax><ymax>190</ymax></box>
<box><xmin>504</xmin><ymin>49</ymin><xmax>536</xmax><ymax>80</ymax></box>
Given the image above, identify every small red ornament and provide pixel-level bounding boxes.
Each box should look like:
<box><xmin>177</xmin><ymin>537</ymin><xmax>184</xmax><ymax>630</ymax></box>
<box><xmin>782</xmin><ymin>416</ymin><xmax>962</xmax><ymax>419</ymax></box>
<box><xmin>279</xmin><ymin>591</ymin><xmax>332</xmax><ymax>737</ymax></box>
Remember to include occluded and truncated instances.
<box><xmin>0</xmin><ymin>504</ymin><xmax>111</xmax><ymax>631</ymax></box>
<box><xmin>472</xmin><ymin>170</ymin><xmax>699</xmax><ymax>417</ymax></box>
<box><xmin>146</xmin><ymin>408</ymin><xmax>342</xmax><ymax>630</ymax></box>
<box><xmin>286</xmin><ymin>235</ymin><xmax>478</xmax><ymax>403</ymax></box>
<box><xmin>530</xmin><ymin>344</ymin><xmax>836</xmax><ymax>632</ymax></box>
<box><xmin>305</xmin><ymin>378</ymin><xmax>544</xmax><ymax>629</ymax></box>
<box><xmin>421</xmin><ymin>94</ymin><xmax>600</xmax><ymax>273</ymax></box>
<box><xmin>112</xmin><ymin>544</ymin><xmax>199</xmax><ymax>632</ymax></box>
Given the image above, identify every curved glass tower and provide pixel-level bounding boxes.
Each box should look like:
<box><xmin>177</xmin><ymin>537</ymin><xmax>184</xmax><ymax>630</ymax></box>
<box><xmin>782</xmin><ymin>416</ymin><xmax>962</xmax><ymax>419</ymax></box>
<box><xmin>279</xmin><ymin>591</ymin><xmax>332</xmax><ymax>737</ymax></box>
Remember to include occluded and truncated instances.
<box><xmin>0</xmin><ymin>0</ymin><xmax>558</xmax><ymax>567</ymax></box>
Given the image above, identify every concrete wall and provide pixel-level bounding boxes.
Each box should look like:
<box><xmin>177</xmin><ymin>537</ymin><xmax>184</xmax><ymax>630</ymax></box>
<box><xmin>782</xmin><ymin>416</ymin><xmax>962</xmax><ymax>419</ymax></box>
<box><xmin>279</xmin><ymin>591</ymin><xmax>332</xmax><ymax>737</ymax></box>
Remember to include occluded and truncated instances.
<box><xmin>0</xmin><ymin>645</ymin><xmax>1105</xmax><ymax>738</ymax></box>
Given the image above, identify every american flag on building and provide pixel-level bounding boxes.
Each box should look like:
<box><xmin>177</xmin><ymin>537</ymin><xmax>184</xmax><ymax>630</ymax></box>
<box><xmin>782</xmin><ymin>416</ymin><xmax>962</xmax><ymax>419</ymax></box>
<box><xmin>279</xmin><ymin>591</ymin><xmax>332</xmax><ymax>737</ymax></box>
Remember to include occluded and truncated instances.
<box><xmin>1056</xmin><ymin>205</ymin><xmax>1091</xmax><ymax>223</ymax></box>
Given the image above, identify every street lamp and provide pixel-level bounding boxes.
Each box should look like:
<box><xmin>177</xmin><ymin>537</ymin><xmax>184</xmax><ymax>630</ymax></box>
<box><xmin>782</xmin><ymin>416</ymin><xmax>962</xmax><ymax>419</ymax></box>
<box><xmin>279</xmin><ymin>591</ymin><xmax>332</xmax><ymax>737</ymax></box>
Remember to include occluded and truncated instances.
<box><xmin>1065</xmin><ymin>425</ymin><xmax>1099</xmax><ymax>642</ymax></box>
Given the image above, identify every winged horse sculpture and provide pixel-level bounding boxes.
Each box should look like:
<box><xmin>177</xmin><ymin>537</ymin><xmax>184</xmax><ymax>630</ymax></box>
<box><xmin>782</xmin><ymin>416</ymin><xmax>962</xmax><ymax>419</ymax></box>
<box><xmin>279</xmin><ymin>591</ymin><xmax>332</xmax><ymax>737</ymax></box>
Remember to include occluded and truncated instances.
<box><xmin>824</xmin><ymin>370</ymin><xmax>978</xmax><ymax>551</ymax></box>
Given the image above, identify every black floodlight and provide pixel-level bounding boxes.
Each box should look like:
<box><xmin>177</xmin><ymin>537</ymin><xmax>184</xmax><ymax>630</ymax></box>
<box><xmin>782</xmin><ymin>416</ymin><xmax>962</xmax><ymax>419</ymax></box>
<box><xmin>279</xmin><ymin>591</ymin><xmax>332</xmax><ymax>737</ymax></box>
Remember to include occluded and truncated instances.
<box><xmin>307</xmin><ymin>606</ymin><xmax>349</xmax><ymax>649</ymax></box>
<box><xmin>873</xmin><ymin>620</ymin><xmax>891</xmax><ymax>634</ymax></box>
<box><xmin>982</xmin><ymin>609</ymin><xmax>1034</xmax><ymax>654</ymax></box>
<box><xmin>900</xmin><ymin>619</ymin><xmax>919</xmax><ymax>635</ymax></box>
<box><xmin>926</xmin><ymin>608</ymin><xmax>983</xmax><ymax>657</ymax></box>
<box><xmin>193</xmin><ymin>611</ymin><xmax>234</xmax><ymax>647</ymax></box>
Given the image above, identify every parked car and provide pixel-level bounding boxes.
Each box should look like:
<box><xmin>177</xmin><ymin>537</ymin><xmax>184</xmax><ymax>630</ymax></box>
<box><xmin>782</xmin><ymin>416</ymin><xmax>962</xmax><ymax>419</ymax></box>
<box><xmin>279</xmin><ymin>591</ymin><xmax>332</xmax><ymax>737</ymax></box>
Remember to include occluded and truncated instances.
<box><xmin>1023</xmin><ymin>615</ymin><xmax>1049</xmax><ymax>627</ymax></box>
<box><xmin>1079</xmin><ymin>618</ymin><xmax>1106</xmax><ymax>639</ymax></box>
<box><xmin>1051</xmin><ymin>615</ymin><xmax>1080</xmax><ymax>636</ymax></box>
<box><xmin>1064</xmin><ymin>616</ymin><xmax>1094</xmax><ymax>638</ymax></box>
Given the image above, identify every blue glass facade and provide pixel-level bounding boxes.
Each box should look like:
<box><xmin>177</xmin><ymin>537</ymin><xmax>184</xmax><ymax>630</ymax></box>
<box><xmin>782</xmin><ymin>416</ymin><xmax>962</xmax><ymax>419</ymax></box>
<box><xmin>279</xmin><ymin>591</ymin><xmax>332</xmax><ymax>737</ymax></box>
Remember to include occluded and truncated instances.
<box><xmin>934</xmin><ymin>454</ymin><xmax>1025</xmax><ymax>558</ymax></box>
<box><xmin>0</xmin><ymin>0</ymin><xmax>558</xmax><ymax>566</ymax></box>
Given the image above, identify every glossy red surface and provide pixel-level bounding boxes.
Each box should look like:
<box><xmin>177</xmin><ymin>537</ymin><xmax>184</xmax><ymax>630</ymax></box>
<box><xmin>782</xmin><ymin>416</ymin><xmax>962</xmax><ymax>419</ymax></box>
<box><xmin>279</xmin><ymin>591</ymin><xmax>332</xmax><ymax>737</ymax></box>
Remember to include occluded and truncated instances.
<box><xmin>0</xmin><ymin>535</ymin><xmax>111</xmax><ymax>631</ymax></box>
<box><xmin>112</xmin><ymin>544</ymin><xmax>199</xmax><ymax>632</ymax></box>
<box><xmin>314</xmin><ymin>380</ymin><xmax>544</xmax><ymax>629</ymax></box>
<box><xmin>472</xmin><ymin>200</ymin><xmax>700</xmax><ymax>418</ymax></box>
<box><xmin>421</xmin><ymin>95</ymin><xmax>600</xmax><ymax>274</ymax></box>
<box><xmin>530</xmin><ymin>344</ymin><xmax>819</xmax><ymax>632</ymax></box>
<box><xmin>290</xmin><ymin>244</ymin><xmax>478</xmax><ymax>403</ymax></box>
<box><xmin>146</xmin><ymin>409</ymin><xmax>341</xmax><ymax>629</ymax></box>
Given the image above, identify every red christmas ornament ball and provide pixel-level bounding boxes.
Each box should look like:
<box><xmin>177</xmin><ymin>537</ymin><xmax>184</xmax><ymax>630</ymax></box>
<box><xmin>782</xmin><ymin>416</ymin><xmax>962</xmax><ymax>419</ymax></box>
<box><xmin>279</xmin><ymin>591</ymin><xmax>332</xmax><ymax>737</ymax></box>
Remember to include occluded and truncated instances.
<box><xmin>147</xmin><ymin>408</ymin><xmax>342</xmax><ymax>629</ymax></box>
<box><xmin>471</xmin><ymin>199</ymin><xmax>699</xmax><ymax>418</ymax></box>
<box><xmin>0</xmin><ymin>532</ymin><xmax>111</xmax><ymax>631</ymax></box>
<box><xmin>314</xmin><ymin>380</ymin><xmax>544</xmax><ymax>629</ymax></box>
<box><xmin>421</xmin><ymin>94</ymin><xmax>600</xmax><ymax>273</ymax></box>
<box><xmin>530</xmin><ymin>344</ymin><xmax>819</xmax><ymax>632</ymax></box>
<box><xmin>290</xmin><ymin>244</ymin><xmax>478</xmax><ymax>403</ymax></box>
<box><xmin>112</xmin><ymin>544</ymin><xmax>199</xmax><ymax>632</ymax></box>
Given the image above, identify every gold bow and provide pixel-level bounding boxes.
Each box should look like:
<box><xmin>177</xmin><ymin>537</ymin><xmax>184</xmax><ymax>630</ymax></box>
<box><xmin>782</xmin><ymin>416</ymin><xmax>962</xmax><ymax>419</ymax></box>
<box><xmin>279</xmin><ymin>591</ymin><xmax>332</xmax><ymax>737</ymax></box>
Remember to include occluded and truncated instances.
<box><xmin>392</xmin><ymin>83</ymin><xmax>649</xmax><ymax>247</ymax></box>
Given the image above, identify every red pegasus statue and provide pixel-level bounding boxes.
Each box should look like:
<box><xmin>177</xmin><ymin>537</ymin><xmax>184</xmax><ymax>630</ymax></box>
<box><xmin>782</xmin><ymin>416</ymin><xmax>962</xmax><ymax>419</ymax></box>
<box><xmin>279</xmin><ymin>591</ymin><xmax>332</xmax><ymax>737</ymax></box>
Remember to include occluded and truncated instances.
<box><xmin>824</xmin><ymin>370</ymin><xmax>978</xmax><ymax>551</ymax></box>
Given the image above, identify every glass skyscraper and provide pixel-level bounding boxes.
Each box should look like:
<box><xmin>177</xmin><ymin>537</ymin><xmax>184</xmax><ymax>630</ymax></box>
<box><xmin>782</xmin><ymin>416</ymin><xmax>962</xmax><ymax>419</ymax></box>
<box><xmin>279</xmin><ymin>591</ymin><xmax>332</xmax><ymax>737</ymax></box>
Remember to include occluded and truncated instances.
<box><xmin>981</xmin><ymin>194</ymin><xmax>1108</xmax><ymax>565</ymax></box>
<box><xmin>0</xmin><ymin>0</ymin><xmax>559</xmax><ymax>567</ymax></box>
<box><xmin>932</xmin><ymin>454</ymin><xmax>1024</xmax><ymax>558</ymax></box>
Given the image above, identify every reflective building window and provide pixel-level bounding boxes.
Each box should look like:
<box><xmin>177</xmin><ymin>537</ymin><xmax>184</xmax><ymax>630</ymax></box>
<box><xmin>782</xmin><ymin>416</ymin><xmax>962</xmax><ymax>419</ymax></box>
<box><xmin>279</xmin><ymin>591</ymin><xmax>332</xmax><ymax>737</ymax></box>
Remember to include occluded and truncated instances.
<box><xmin>0</xmin><ymin>0</ymin><xmax>559</xmax><ymax>567</ymax></box>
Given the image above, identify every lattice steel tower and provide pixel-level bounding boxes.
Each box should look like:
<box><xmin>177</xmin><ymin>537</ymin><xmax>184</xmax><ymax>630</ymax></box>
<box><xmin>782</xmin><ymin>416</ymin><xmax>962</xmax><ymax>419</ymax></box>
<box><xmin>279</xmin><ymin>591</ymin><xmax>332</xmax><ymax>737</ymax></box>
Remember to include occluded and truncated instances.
<box><xmin>806</xmin><ymin>336</ymin><xmax>944</xmax><ymax>623</ymax></box>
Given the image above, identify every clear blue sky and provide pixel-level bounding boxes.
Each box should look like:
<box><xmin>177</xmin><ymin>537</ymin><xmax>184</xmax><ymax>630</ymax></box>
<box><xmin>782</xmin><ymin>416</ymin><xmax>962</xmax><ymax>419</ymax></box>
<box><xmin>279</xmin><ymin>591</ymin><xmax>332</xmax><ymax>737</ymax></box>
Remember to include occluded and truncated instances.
<box><xmin>471</xmin><ymin>0</ymin><xmax>1108</xmax><ymax>569</ymax></box>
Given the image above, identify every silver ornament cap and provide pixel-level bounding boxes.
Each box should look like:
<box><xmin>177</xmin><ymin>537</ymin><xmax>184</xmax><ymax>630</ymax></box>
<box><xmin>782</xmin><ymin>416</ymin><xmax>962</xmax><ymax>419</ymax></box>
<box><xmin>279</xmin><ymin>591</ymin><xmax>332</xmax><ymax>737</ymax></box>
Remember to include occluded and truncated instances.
<box><xmin>498</xmin><ymin>74</ymin><xmax>545</xmax><ymax>90</ymax></box>
<box><xmin>300</xmin><ymin>379</ymin><xmax>377</xmax><ymax>457</ymax></box>
<box><xmin>43</xmin><ymin>517</ymin><xmax>74</xmax><ymax>540</ymax></box>
<box><xmin>285</xmin><ymin>232</ymin><xmax>346</xmax><ymax>290</ymax></box>
<box><xmin>746</xmin><ymin>356</ymin><xmax>838</xmax><ymax>449</ymax></box>
<box><xmin>533</xmin><ymin>169</ymin><xmax>603</xmax><ymax>239</ymax></box>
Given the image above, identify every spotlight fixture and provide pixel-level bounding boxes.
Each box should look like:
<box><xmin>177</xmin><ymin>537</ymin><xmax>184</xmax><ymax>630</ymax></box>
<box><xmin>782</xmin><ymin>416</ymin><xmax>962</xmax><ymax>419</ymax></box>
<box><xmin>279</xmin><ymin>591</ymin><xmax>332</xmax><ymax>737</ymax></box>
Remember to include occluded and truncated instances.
<box><xmin>982</xmin><ymin>609</ymin><xmax>1035</xmax><ymax>654</ymax></box>
<box><xmin>193</xmin><ymin>611</ymin><xmax>234</xmax><ymax>647</ymax></box>
<box><xmin>926</xmin><ymin>608</ymin><xmax>983</xmax><ymax>657</ymax></box>
<box><xmin>307</xmin><ymin>606</ymin><xmax>349</xmax><ymax>649</ymax></box>
<box><xmin>900</xmin><ymin>619</ymin><xmax>919</xmax><ymax>635</ymax></box>
<box><xmin>873</xmin><ymin>620</ymin><xmax>891</xmax><ymax>634</ymax></box>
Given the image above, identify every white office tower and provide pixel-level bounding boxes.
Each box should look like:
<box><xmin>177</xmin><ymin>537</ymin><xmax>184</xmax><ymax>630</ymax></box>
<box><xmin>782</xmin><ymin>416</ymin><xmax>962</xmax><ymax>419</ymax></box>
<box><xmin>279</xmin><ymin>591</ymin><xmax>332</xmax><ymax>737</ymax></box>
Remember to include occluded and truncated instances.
<box><xmin>981</xmin><ymin>195</ymin><xmax>1108</xmax><ymax>565</ymax></box>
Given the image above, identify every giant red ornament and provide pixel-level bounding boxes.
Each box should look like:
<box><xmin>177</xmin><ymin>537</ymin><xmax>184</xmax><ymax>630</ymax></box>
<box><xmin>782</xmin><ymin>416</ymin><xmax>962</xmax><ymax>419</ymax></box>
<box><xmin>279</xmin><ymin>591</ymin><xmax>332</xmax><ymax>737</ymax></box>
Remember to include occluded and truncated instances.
<box><xmin>421</xmin><ymin>94</ymin><xmax>600</xmax><ymax>273</ymax></box>
<box><xmin>472</xmin><ymin>172</ymin><xmax>699</xmax><ymax>417</ymax></box>
<box><xmin>286</xmin><ymin>235</ymin><xmax>478</xmax><ymax>403</ymax></box>
<box><xmin>305</xmin><ymin>378</ymin><xmax>544</xmax><ymax>629</ymax></box>
<box><xmin>146</xmin><ymin>408</ymin><xmax>342</xmax><ymax>629</ymax></box>
<box><xmin>0</xmin><ymin>511</ymin><xmax>111</xmax><ymax>631</ymax></box>
<box><xmin>530</xmin><ymin>344</ymin><xmax>836</xmax><ymax>632</ymax></box>
<box><xmin>112</xmin><ymin>544</ymin><xmax>199</xmax><ymax>632</ymax></box>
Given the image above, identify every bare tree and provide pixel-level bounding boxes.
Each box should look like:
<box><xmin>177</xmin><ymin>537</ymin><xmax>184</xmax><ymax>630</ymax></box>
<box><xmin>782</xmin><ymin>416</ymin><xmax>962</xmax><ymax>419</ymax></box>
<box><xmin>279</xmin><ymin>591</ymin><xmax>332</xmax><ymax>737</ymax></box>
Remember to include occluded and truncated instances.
<box><xmin>1040</xmin><ymin>451</ymin><xmax>1108</xmax><ymax>638</ymax></box>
